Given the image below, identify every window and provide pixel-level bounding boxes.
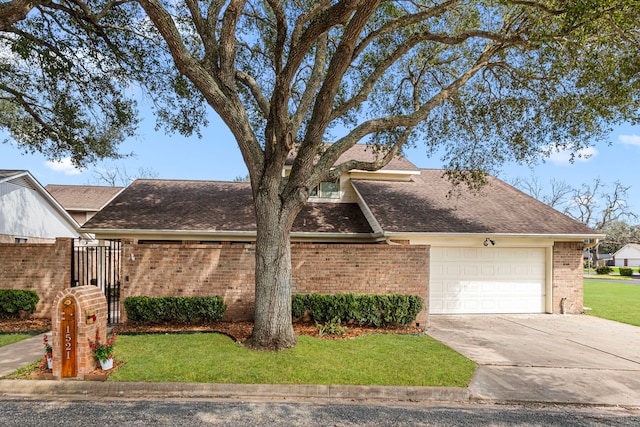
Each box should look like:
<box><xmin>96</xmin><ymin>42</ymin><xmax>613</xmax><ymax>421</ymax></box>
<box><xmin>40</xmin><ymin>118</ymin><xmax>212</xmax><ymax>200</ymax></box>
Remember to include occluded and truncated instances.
<box><xmin>310</xmin><ymin>180</ymin><xmax>340</xmax><ymax>199</ymax></box>
<box><xmin>15</xmin><ymin>238</ymin><xmax>27</xmax><ymax>244</ymax></box>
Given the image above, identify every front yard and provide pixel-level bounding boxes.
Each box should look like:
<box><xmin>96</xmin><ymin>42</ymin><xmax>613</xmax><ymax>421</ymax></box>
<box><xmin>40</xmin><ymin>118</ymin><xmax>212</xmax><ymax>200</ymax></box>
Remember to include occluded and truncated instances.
<box><xmin>4</xmin><ymin>279</ymin><xmax>637</xmax><ymax>385</ymax></box>
<box><xmin>107</xmin><ymin>332</ymin><xmax>475</xmax><ymax>386</ymax></box>
<box><xmin>1</xmin><ymin>319</ymin><xmax>476</xmax><ymax>387</ymax></box>
<box><xmin>584</xmin><ymin>279</ymin><xmax>640</xmax><ymax>326</ymax></box>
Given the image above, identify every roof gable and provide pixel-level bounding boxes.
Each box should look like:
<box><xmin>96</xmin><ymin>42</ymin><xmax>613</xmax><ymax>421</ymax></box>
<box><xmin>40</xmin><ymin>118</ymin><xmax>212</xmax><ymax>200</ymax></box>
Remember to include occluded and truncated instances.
<box><xmin>614</xmin><ymin>243</ymin><xmax>640</xmax><ymax>258</ymax></box>
<box><xmin>0</xmin><ymin>170</ymin><xmax>79</xmax><ymax>239</ymax></box>
<box><xmin>285</xmin><ymin>144</ymin><xmax>419</xmax><ymax>172</ymax></box>
<box><xmin>46</xmin><ymin>185</ymin><xmax>124</xmax><ymax>211</ymax></box>
<box><xmin>353</xmin><ymin>170</ymin><xmax>599</xmax><ymax>236</ymax></box>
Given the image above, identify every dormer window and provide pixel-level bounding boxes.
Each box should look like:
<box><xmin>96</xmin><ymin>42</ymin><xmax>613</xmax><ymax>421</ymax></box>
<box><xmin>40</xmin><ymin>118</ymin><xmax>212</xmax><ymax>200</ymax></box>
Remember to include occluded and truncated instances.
<box><xmin>310</xmin><ymin>180</ymin><xmax>340</xmax><ymax>199</ymax></box>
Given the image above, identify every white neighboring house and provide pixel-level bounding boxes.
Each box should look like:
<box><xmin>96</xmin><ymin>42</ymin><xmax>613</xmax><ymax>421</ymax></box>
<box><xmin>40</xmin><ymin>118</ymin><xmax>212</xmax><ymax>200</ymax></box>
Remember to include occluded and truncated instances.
<box><xmin>0</xmin><ymin>170</ymin><xmax>80</xmax><ymax>243</ymax></box>
<box><xmin>613</xmin><ymin>243</ymin><xmax>640</xmax><ymax>268</ymax></box>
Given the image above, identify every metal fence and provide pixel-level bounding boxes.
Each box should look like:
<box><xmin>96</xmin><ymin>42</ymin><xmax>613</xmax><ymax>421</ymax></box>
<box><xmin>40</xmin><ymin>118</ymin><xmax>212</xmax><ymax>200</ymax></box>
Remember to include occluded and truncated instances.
<box><xmin>71</xmin><ymin>239</ymin><xmax>121</xmax><ymax>324</ymax></box>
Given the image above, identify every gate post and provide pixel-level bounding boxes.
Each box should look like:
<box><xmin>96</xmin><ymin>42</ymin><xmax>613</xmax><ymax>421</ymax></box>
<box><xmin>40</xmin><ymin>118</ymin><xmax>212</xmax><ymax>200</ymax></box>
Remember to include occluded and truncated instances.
<box><xmin>51</xmin><ymin>286</ymin><xmax>108</xmax><ymax>379</ymax></box>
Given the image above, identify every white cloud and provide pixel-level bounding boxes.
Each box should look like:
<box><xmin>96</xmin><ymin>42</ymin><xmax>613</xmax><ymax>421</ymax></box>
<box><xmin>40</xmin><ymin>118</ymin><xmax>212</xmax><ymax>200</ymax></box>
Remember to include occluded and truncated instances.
<box><xmin>45</xmin><ymin>158</ymin><xmax>84</xmax><ymax>175</ymax></box>
<box><xmin>548</xmin><ymin>145</ymin><xmax>598</xmax><ymax>165</ymax></box>
<box><xmin>619</xmin><ymin>134</ymin><xmax>640</xmax><ymax>146</ymax></box>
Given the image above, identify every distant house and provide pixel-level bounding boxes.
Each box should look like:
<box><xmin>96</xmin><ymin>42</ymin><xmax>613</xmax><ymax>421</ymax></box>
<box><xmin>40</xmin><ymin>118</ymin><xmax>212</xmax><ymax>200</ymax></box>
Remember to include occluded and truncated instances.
<box><xmin>82</xmin><ymin>145</ymin><xmax>603</xmax><ymax>318</ymax></box>
<box><xmin>0</xmin><ymin>170</ymin><xmax>79</xmax><ymax>243</ymax></box>
<box><xmin>46</xmin><ymin>185</ymin><xmax>124</xmax><ymax>226</ymax></box>
<box><xmin>613</xmin><ymin>243</ymin><xmax>640</xmax><ymax>267</ymax></box>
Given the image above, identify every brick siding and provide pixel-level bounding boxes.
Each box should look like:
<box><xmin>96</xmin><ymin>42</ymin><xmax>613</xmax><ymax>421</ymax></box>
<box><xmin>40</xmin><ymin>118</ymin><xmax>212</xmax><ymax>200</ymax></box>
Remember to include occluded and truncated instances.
<box><xmin>552</xmin><ymin>241</ymin><xmax>584</xmax><ymax>314</ymax></box>
<box><xmin>121</xmin><ymin>241</ymin><xmax>430</xmax><ymax>326</ymax></box>
<box><xmin>291</xmin><ymin>244</ymin><xmax>429</xmax><ymax>327</ymax></box>
<box><xmin>0</xmin><ymin>237</ymin><xmax>586</xmax><ymax>322</ymax></box>
<box><xmin>0</xmin><ymin>238</ymin><xmax>72</xmax><ymax>317</ymax></box>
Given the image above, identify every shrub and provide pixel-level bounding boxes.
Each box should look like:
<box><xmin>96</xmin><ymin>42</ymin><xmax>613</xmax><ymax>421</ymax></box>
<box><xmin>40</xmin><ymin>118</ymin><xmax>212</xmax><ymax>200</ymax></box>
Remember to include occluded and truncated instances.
<box><xmin>291</xmin><ymin>294</ymin><xmax>307</xmax><ymax>318</ymax></box>
<box><xmin>124</xmin><ymin>296</ymin><xmax>226</xmax><ymax>323</ymax></box>
<box><xmin>293</xmin><ymin>293</ymin><xmax>424</xmax><ymax>326</ymax></box>
<box><xmin>619</xmin><ymin>267</ymin><xmax>633</xmax><ymax>277</ymax></box>
<box><xmin>0</xmin><ymin>289</ymin><xmax>39</xmax><ymax>318</ymax></box>
<box><xmin>596</xmin><ymin>266</ymin><xmax>612</xmax><ymax>275</ymax></box>
<box><xmin>316</xmin><ymin>318</ymin><xmax>346</xmax><ymax>337</ymax></box>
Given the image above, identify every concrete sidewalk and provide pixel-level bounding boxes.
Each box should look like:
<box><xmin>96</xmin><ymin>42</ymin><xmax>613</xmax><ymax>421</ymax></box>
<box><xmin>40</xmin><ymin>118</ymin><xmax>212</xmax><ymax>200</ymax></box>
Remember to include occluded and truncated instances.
<box><xmin>0</xmin><ymin>333</ymin><xmax>47</xmax><ymax>377</ymax></box>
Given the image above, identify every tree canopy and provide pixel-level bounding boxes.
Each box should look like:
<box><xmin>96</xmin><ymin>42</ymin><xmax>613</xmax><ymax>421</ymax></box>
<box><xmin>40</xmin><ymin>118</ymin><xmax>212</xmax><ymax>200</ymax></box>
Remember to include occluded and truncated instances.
<box><xmin>2</xmin><ymin>1</ymin><xmax>638</xmax><ymax>174</ymax></box>
<box><xmin>2</xmin><ymin>0</ymin><xmax>640</xmax><ymax>348</ymax></box>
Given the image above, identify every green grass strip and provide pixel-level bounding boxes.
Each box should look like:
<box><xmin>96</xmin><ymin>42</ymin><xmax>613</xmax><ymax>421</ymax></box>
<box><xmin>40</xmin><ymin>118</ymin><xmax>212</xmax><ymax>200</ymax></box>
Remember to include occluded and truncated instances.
<box><xmin>584</xmin><ymin>280</ymin><xmax>640</xmax><ymax>326</ymax></box>
<box><xmin>0</xmin><ymin>334</ymin><xmax>32</xmax><ymax>348</ymax></box>
<box><xmin>109</xmin><ymin>333</ymin><xmax>475</xmax><ymax>387</ymax></box>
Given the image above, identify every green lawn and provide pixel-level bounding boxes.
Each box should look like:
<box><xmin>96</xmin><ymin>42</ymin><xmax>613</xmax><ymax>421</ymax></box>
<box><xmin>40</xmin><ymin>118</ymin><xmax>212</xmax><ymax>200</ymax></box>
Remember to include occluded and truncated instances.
<box><xmin>108</xmin><ymin>332</ymin><xmax>476</xmax><ymax>387</ymax></box>
<box><xmin>584</xmin><ymin>280</ymin><xmax>640</xmax><ymax>326</ymax></box>
<box><xmin>0</xmin><ymin>334</ymin><xmax>31</xmax><ymax>348</ymax></box>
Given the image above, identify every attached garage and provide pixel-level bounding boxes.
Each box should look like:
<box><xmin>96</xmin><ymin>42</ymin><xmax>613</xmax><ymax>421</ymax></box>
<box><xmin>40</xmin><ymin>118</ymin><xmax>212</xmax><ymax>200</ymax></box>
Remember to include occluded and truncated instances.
<box><xmin>430</xmin><ymin>247</ymin><xmax>547</xmax><ymax>314</ymax></box>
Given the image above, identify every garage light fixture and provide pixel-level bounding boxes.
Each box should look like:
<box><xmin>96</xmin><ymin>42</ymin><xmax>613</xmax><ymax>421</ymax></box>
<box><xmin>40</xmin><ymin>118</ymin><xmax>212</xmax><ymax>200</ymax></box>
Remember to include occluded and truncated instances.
<box><xmin>483</xmin><ymin>238</ymin><xmax>495</xmax><ymax>247</ymax></box>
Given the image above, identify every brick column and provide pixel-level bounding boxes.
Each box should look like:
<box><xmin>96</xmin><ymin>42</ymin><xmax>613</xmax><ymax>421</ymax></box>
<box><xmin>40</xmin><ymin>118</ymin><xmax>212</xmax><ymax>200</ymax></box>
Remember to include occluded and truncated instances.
<box><xmin>51</xmin><ymin>286</ymin><xmax>108</xmax><ymax>379</ymax></box>
<box><xmin>552</xmin><ymin>241</ymin><xmax>584</xmax><ymax>314</ymax></box>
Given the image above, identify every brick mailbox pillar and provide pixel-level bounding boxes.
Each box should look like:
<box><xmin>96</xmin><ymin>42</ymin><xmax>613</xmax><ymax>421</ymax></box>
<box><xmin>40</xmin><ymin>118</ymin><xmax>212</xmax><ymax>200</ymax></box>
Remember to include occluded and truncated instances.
<box><xmin>51</xmin><ymin>286</ymin><xmax>108</xmax><ymax>379</ymax></box>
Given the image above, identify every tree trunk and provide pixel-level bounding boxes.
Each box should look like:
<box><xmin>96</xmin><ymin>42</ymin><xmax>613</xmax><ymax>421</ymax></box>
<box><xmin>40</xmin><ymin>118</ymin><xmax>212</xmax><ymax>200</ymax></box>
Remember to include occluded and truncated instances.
<box><xmin>244</xmin><ymin>190</ymin><xmax>299</xmax><ymax>350</ymax></box>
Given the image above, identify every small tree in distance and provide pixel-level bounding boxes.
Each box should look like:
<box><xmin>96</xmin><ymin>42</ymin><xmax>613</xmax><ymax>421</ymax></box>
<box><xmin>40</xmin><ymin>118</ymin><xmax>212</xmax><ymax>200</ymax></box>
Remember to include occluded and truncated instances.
<box><xmin>91</xmin><ymin>164</ymin><xmax>159</xmax><ymax>187</ymax></box>
<box><xmin>2</xmin><ymin>1</ymin><xmax>639</xmax><ymax>349</ymax></box>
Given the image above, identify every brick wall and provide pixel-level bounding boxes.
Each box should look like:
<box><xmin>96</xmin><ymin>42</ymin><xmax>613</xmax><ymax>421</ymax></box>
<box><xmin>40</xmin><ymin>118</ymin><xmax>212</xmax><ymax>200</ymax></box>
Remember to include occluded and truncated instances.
<box><xmin>291</xmin><ymin>244</ymin><xmax>429</xmax><ymax>326</ymax></box>
<box><xmin>121</xmin><ymin>241</ymin><xmax>257</xmax><ymax>321</ymax></box>
<box><xmin>121</xmin><ymin>241</ymin><xmax>430</xmax><ymax>326</ymax></box>
<box><xmin>0</xmin><ymin>238</ymin><xmax>72</xmax><ymax>317</ymax></box>
<box><xmin>552</xmin><ymin>241</ymin><xmax>584</xmax><ymax>314</ymax></box>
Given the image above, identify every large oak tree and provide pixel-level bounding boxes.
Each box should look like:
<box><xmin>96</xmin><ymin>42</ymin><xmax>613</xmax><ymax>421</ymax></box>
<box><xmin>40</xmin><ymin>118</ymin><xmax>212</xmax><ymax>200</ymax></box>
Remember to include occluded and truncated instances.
<box><xmin>2</xmin><ymin>0</ymin><xmax>639</xmax><ymax>349</ymax></box>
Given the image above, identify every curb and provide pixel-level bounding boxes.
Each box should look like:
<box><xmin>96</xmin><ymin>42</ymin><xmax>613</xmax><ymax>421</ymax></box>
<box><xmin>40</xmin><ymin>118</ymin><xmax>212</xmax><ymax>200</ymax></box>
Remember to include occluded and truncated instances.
<box><xmin>0</xmin><ymin>380</ymin><xmax>471</xmax><ymax>403</ymax></box>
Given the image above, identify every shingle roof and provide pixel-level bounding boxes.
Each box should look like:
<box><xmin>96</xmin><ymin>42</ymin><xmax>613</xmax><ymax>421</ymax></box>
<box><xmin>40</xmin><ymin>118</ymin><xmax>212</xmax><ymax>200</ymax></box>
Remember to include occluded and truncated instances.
<box><xmin>353</xmin><ymin>170</ymin><xmax>598</xmax><ymax>235</ymax></box>
<box><xmin>46</xmin><ymin>185</ymin><xmax>124</xmax><ymax>211</ymax></box>
<box><xmin>83</xmin><ymin>168</ymin><xmax>598</xmax><ymax>238</ymax></box>
<box><xmin>285</xmin><ymin>144</ymin><xmax>418</xmax><ymax>171</ymax></box>
<box><xmin>82</xmin><ymin>179</ymin><xmax>373</xmax><ymax>234</ymax></box>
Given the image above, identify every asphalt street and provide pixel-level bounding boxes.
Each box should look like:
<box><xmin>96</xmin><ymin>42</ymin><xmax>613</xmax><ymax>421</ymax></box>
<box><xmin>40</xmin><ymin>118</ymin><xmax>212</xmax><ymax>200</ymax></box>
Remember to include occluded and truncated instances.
<box><xmin>0</xmin><ymin>398</ymin><xmax>639</xmax><ymax>426</ymax></box>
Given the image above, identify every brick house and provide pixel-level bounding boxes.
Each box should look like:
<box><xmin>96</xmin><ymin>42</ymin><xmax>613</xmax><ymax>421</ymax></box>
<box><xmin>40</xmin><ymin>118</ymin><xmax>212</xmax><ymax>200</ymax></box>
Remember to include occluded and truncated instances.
<box><xmin>80</xmin><ymin>145</ymin><xmax>602</xmax><ymax>324</ymax></box>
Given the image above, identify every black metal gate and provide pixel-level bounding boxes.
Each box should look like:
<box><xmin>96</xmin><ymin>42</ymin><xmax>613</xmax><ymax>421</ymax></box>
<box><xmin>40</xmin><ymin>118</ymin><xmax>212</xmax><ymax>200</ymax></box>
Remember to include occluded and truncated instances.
<box><xmin>71</xmin><ymin>239</ymin><xmax>121</xmax><ymax>324</ymax></box>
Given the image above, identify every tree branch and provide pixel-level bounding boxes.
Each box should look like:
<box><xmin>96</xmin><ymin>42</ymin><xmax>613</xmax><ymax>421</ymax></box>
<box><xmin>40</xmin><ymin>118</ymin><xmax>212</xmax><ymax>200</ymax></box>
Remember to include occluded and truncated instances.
<box><xmin>0</xmin><ymin>0</ymin><xmax>48</xmax><ymax>30</ymax></box>
<box><xmin>291</xmin><ymin>33</ymin><xmax>328</xmax><ymax>135</ymax></box>
<box><xmin>235</xmin><ymin>70</ymin><xmax>270</xmax><ymax>116</ymax></box>
<box><xmin>265</xmin><ymin>0</ymin><xmax>287</xmax><ymax>75</ymax></box>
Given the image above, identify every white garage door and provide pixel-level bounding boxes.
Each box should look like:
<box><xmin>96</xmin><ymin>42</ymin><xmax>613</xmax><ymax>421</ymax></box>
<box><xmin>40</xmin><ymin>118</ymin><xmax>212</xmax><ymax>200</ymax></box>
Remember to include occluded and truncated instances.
<box><xmin>430</xmin><ymin>247</ymin><xmax>546</xmax><ymax>314</ymax></box>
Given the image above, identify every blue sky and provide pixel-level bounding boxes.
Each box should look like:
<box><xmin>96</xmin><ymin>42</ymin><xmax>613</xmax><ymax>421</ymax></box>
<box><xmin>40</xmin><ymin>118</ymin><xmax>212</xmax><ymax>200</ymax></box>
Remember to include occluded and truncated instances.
<box><xmin>2</xmin><ymin>110</ymin><xmax>639</xmax><ymax>219</ymax></box>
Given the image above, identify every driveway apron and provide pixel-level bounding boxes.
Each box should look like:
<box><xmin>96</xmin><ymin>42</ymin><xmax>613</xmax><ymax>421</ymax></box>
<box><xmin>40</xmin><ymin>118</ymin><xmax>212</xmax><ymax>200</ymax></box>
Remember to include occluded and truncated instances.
<box><xmin>427</xmin><ymin>315</ymin><xmax>640</xmax><ymax>406</ymax></box>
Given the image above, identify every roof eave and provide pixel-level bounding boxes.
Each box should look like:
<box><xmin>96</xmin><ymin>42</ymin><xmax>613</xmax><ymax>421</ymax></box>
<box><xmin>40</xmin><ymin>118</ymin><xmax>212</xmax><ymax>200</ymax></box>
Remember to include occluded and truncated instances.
<box><xmin>290</xmin><ymin>231</ymin><xmax>383</xmax><ymax>243</ymax></box>
<box><xmin>383</xmin><ymin>231</ymin><xmax>606</xmax><ymax>241</ymax></box>
<box><xmin>83</xmin><ymin>228</ymin><xmax>256</xmax><ymax>238</ymax></box>
<box><xmin>83</xmin><ymin>228</ymin><xmax>383</xmax><ymax>242</ymax></box>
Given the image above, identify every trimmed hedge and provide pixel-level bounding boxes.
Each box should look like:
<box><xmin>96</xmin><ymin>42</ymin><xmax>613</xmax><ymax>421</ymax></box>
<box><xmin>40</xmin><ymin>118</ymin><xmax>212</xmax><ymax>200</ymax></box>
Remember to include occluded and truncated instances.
<box><xmin>124</xmin><ymin>296</ymin><xmax>227</xmax><ymax>323</ymax></box>
<box><xmin>619</xmin><ymin>267</ymin><xmax>633</xmax><ymax>277</ymax></box>
<box><xmin>0</xmin><ymin>289</ymin><xmax>39</xmax><ymax>318</ymax></box>
<box><xmin>292</xmin><ymin>293</ymin><xmax>424</xmax><ymax>327</ymax></box>
<box><xmin>596</xmin><ymin>266</ymin><xmax>612</xmax><ymax>275</ymax></box>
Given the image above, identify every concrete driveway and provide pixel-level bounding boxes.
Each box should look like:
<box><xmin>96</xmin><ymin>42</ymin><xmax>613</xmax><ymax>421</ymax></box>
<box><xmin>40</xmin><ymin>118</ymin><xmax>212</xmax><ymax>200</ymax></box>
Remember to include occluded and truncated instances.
<box><xmin>427</xmin><ymin>315</ymin><xmax>640</xmax><ymax>406</ymax></box>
